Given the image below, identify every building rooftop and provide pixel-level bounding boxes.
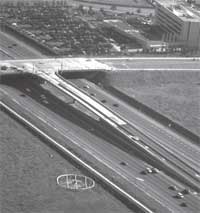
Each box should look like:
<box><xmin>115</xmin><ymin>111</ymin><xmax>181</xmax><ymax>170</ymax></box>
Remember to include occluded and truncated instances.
<box><xmin>156</xmin><ymin>0</ymin><xmax>200</xmax><ymax>22</ymax></box>
<box><xmin>104</xmin><ymin>19</ymin><xmax>140</xmax><ymax>34</ymax></box>
<box><xmin>103</xmin><ymin>19</ymin><xmax>167</xmax><ymax>48</ymax></box>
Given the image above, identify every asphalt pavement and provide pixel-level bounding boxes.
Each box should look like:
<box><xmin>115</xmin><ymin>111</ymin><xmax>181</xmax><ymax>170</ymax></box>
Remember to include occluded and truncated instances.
<box><xmin>1</xmin><ymin>78</ymin><xmax>200</xmax><ymax>213</ymax></box>
<box><xmin>67</xmin><ymin>79</ymin><xmax>200</xmax><ymax>188</ymax></box>
<box><xmin>96</xmin><ymin>57</ymin><xmax>200</xmax><ymax>70</ymax></box>
<box><xmin>0</xmin><ymin>31</ymin><xmax>46</xmax><ymax>59</ymax></box>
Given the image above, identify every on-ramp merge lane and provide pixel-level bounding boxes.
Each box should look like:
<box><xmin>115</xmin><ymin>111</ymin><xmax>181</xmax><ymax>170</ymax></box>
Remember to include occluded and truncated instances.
<box><xmin>63</xmin><ymin>78</ymin><xmax>200</xmax><ymax>186</ymax></box>
<box><xmin>69</xmin><ymin>78</ymin><xmax>200</xmax><ymax>165</ymax></box>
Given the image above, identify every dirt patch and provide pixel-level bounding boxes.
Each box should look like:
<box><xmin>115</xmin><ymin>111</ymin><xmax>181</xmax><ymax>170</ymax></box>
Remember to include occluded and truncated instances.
<box><xmin>0</xmin><ymin>110</ymin><xmax>132</xmax><ymax>213</ymax></box>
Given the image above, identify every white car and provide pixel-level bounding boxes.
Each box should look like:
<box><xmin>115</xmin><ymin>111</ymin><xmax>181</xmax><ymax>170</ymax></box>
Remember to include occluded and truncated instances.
<box><xmin>130</xmin><ymin>135</ymin><xmax>140</xmax><ymax>141</ymax></box>
<box><xmin>145</xmin><ymin>167</ymin><xmax>153</xmax><ymax>174</ymax></box>
<box><xmin>83</xmin><ymin>85</ymin><xmax>89</xmax><ymax>89</ymax></box>
<box><xmin>175</xmin><ymin>192</ymin><xmax>184</xmax><ymax>199</ymax></box>
<box><xmin>152</xmin><ymin>168</ymin><xmax>160</xmax><ymax>174</ymax></box>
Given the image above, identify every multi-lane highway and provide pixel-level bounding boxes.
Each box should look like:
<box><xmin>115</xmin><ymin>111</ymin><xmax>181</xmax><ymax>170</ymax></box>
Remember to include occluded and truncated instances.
<box><xmin>46</xmin><ymin>75</ymin><xmax>200</xmax><ymax>191</ymax></box>
<box><xmin>96</xmin><ymin>57</ymin><xmax>200</xmax><ymax>70</ymax></box>
<box><xmin>69</xmin><ymin>78</ymin><xmax>200</xmax><ymax>163</ymax></box>
<box><xmin>1</xmin><ymin>76</ymin><xmax>200</xmax><ymax>213</ymax></box>
<box><xmin>0</xmin><ymin>31</ymin><xmax>46</xmax><ymax>60</ymax></box>
<box><xmin>1</xmin><ymin>39</ymin><xmax>200</xmax><ymax>212</ymax></box>
<box><xmin>66</xmin><ymin>78</ymin><xmax>200</xmax><ymax>185</ymax></box>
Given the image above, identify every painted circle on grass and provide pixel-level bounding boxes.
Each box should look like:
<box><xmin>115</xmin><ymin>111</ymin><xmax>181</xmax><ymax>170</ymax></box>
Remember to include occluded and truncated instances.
<box><xmin>57</xmin><ymin>174</ymin><xmax>95</xmax><ymax>190</ymax></box>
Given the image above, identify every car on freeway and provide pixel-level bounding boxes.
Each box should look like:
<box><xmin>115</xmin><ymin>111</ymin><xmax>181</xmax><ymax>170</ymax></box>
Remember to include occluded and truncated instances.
<box><xmin>174</xmin><ymin>192</ymin><xmax>184</xmax><ymax>199</ymax></box>
<box><xmin>113</xmin><ymin>103</ymin><xmax>119</xmax><ymax>107</ymax></box>
<box><xmin>168</xmin><ymin>185</ymin><xmax>178</xmax><ymax>191</ymax></box>
<box><xmin>143</xmin><ymin>145</ymin><xmax>149</xmax><ymax>150</ymax></box>
<box><xmin>130</xmin><ymin>135</ymin><xmax>140</xmax><ymax>141</ymax></box>
<box><xmin>83</xmin><ymin>85</ymin><xmax>89</xmax><ymax>89</ymax></box>
<box><xmin>181</xmin><ymin>189</ymin><xmax>190</xmax><ymax>195</ymax></box>
<box><xmin>141</xmin><ymin>167</ymin><xmax>152</xmax><ymax>175</ymax></box>
<box><xmin>151</xmin><ymin>167</ymin><xmax>160</xmax><ymax>174</ymax></box>
<box><xmin>120</xmin><ymin>161</ymin><xmax>127</xmax><ymax>166</ymax></box>
<box><xmin>42</xmin><ymin>99</ymin><xmax>49</xmax><ymax>104</ymax></box>
<box><xmin>20</xmin><ymin>93</ymin><xmax>26</xmax><ymax>97</ymax></box>
<box><xmin>25</xmin><ymin>88</ymin><xmax>31</xmax><ymax>92</ymax></box>
<box><xmin>101</xmin><ymin>99</ymin><xmax>107</xmax><ymax>103</ymax></box>
<box><xmin>180</xmin><ymin>202</ymin><xmax>187</xmax><ymax>207</ymax></box>
<box><xmin>141</xmin><ymin>167</ymin><xmax>160</xmax><ymax>175</ymax></box>
<box><xmin>192</xmin><ymin>191</ymin><xmax>198</xmax><ymax>195</ymax></box>
<box><xmin>145</xmin><ymin>167</ymin><xmax>153</xmax><ymax>173</ymax></box>
<box><xmin>40</xmin><ymin>94</ymin><xmax>46</xmax><ymax>99</ymax></box>
<box><xmin>181</xmin><ymin>188</ymin><xmax>196</xmax><ymax>195</ymax></box>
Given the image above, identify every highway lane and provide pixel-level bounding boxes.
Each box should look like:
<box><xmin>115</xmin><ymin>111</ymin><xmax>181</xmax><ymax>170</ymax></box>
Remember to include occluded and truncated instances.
<box><xmin>0</xmin><ymin>31</ymin><xmax>46</xmax><ymax>60</ymax></box>
<box><xmin>0</xmin><ymin>100</ymin><xmax>142</xmax><ymax>213</ymax></box>
<box><xmin>10</xmin><ymin>65</ymin><xmax>197</xmax><ymax>194</ymax></box>
<box><xmin>36</xmin><ymin>71</ymin><xmax>200</xmax><ymax>192</ymax></box>
<box><xmin>67</xmin><ymin>79</ymin><xmax>200</xmax><ymax>161</ymax></box>
<box><xmin>0</xmin><ymin>89</ymin><xmax>190</xmax><ymax>213</ymax></box>
<box><xmin>0</xmin><ymin>26</ymin><xmax>199</xmax><ymax>210</ymax></box>
<box><xmin>0</xmin><ymin>49</ymin><xmax>14</xmax><ymax>60</ymax></box>
<box><xmin>0</xmin><ymin>85</ymin><xmax>172</xmax><ymax>213</ymax></box>
<box><xmin>70</xmin><ymin>78</ymin><xmax>200</xmax><ymax>162</ymax></box>
<box><xmin>67</xmin><ymin>79</ymin><xmax>200</xmax><ymax>180</ymax></box>
<box><xmin>1</xmin><ymin>81</ymin><xmax>200</xmax><ymax>212</ymax></box>
<box><xmin>96</xmin><ymin>57</ymin><xmax>200</xmax><ymax>70</ymax></box>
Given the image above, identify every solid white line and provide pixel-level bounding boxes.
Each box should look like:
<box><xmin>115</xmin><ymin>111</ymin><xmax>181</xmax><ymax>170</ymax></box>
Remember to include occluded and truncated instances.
<box><xmin>116</xmin><ymin>68</ymin><xmax>200</xmax><ymax>71</ymax></box>
<box><xmin>4</xmin><ymin>97</ymin><xmax>175</xmax><ymax>210</ymax></box>
<box><xmin>0</xmin><ymin>101</ymin><xmax>155</xmax><ymax>213</ymax></box>
<box><xmin>95</xmin><ymin>57</ymin><xmax>200</xmax><ymax>60</ymax></box>
<box><xmin>43</xmin><ymin>73</ymin><xmax>125</xmax><ymax>126</ymax></box>
<box><xmin>0</xmin><ymin>48</ymin><xmax>14</xmax><ymax>59</ymax></box>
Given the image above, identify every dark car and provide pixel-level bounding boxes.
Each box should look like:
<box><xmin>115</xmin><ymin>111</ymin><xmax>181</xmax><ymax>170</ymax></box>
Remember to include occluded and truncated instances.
<box><xmin>168</xmin><ymin>185</ymin><xmax>178</xmax><ymax>191</ymax></box>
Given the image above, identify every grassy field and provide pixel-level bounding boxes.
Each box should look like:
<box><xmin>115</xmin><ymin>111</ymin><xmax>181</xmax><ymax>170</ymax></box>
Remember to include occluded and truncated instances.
<box><xmin>105</xmin><ymin>70</ymin><xmax>200</xmax><ymax>136</ymax></box>
<box><xmin>0</xmin><ymin>110</ymin><xmax>132</xmax><ymax>213</ymax></box>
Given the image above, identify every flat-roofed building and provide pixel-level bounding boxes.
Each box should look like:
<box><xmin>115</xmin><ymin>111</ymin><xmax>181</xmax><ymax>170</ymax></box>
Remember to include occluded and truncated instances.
<box><xmin>103</xmin><ymin>19</ymin><xmax>167</xmax><ymax>51</ymax></box>
<box><xmin>155</xmin><ymin>0</ymin><xmax>200</xmax><ymax>49</ymax></box>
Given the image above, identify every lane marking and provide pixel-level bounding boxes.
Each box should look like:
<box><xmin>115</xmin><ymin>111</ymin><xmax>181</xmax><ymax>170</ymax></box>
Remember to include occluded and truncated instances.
<box><xmin>0</xmin><ymin>100</ymin><xmax>155</xmax><ymax>213</ymax></box>
<box><xmin>113</xmin><ymin>68</ymin><xmax>200</xmax><ymax>71</ymax></box>
<box><xmin>95</xmin><ymin>57</ymin><xmax>200</xmax><ymax>60</ymax></box>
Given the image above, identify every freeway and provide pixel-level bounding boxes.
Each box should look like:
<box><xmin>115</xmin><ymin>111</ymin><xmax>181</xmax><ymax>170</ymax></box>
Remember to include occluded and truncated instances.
<box><xmin>0</xmin><ymin>48</ymin><xmax>14</xmax><ymax>60</ymax></box>
<box><xmin>65</xmin><ymin>78</ymin><xmax>200</xmax><ymax>186</ymax></box>
<box><xmin>69</xmin><ymin>79</ymin><xmax>200</xmax><ymax>163</ymax></box>
<box><xmin>96</xmin><ymin>57</ymin><xmax>200</xmax><ymax>70</ymax></box>
<box><xmin>48</xmin><ymin>73</ymin><xmax>200</xmax><ymax>190</ymax></box>
<box><xmin>19</xmin><ymin>66</ymin><xmax>199</xmax><ymax>193</ymax></box>
<box><xmin>1</xmin><ymin>78</ymin><xmax>200</xmax><ymax>212</ymax></box>
<box><xmin>0</xmin><ymin>31</ymin><xmax>46</xmax><ymax>60</ymax></box>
